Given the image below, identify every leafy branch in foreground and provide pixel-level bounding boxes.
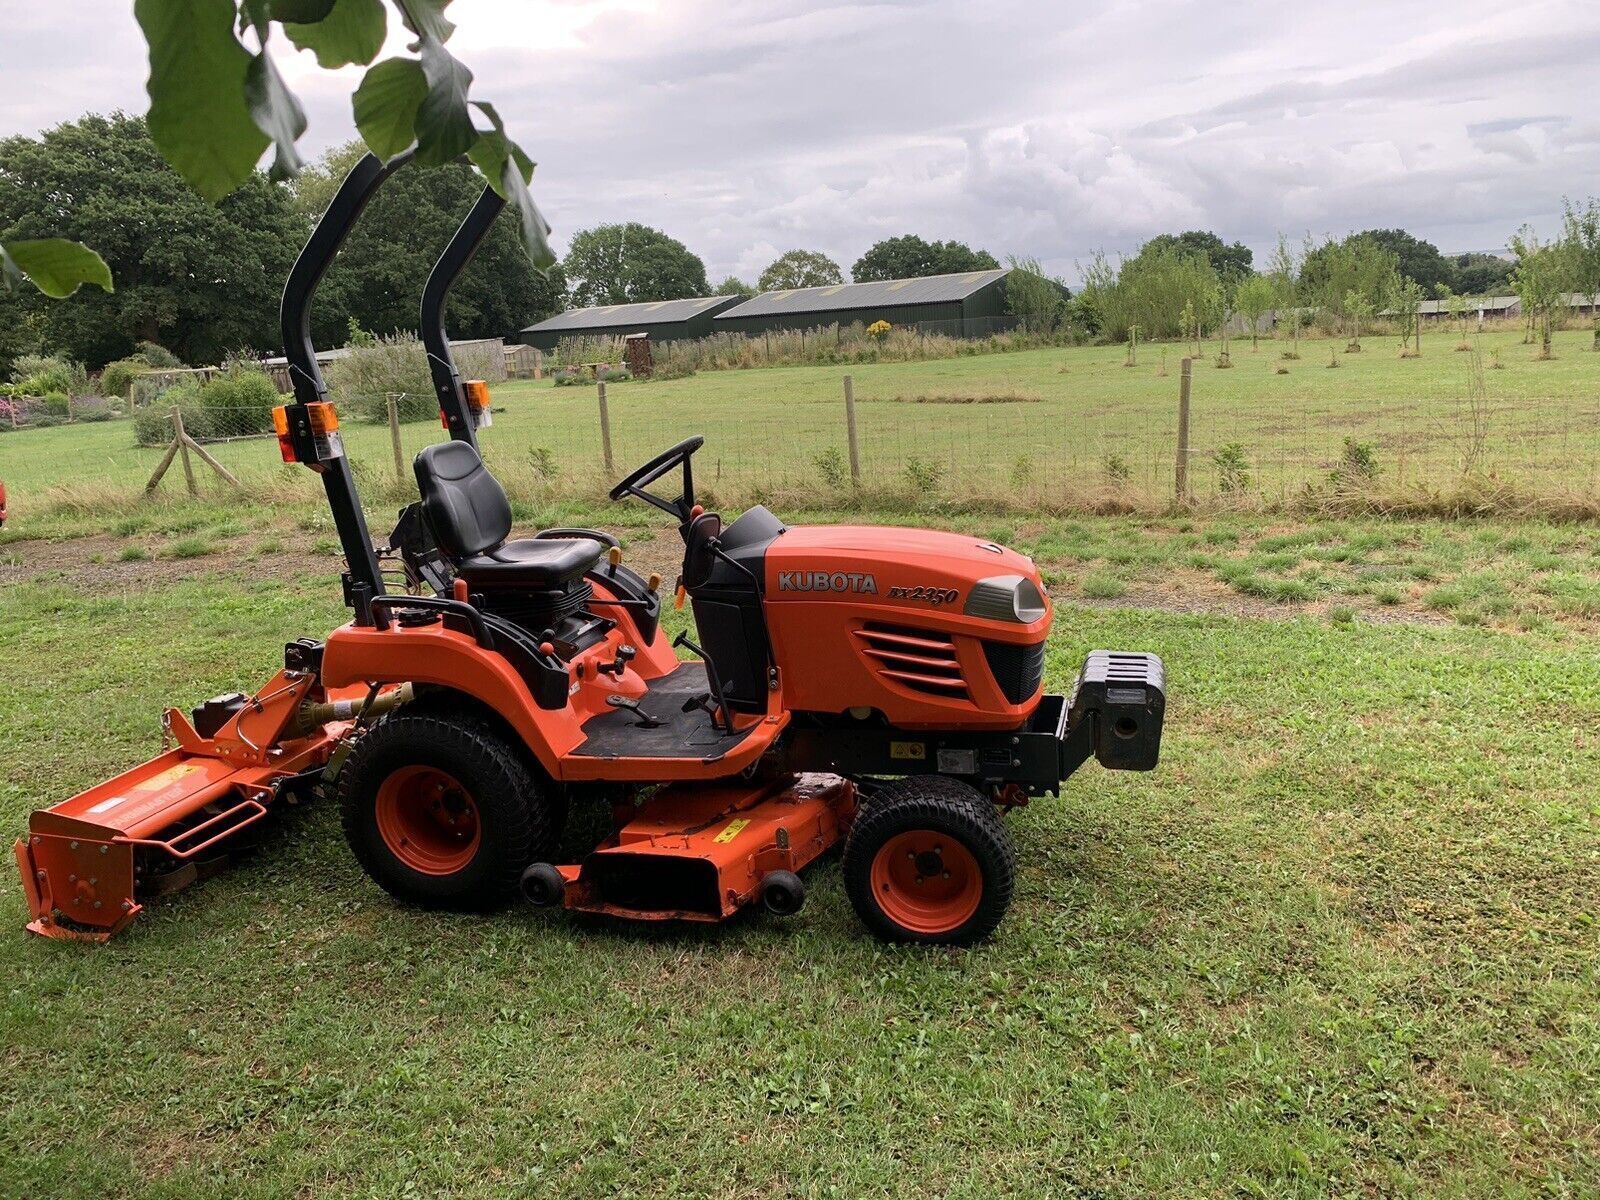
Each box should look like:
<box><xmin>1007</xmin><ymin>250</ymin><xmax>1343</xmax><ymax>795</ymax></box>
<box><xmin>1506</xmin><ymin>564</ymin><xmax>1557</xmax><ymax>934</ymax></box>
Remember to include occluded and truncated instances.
<box><xmin>0</xmin><ymin>239</ymin><xmax>113</xmax><ymax>300</ymax></box>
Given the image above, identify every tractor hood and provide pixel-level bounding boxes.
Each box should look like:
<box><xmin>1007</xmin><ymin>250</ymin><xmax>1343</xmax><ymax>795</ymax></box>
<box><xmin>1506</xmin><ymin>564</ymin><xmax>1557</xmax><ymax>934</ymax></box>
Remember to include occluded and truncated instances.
<box><xmin>764</xmin><ymin>525</ymin><xmax>1045</xmax><ymax>615</ymax></box>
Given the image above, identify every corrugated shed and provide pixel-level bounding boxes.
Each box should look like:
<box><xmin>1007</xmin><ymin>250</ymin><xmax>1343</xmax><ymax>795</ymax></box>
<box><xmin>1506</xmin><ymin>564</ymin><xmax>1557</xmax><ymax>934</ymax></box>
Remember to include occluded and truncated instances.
<box><xmin>716</xmin><ymin>269</ymin><xmax>1011</xmax><ymax>320</ymax></box>
<box><xmin>520</xmin><ymin>295</ymin><xmax>740</xmax><ymax>336</ymax></box>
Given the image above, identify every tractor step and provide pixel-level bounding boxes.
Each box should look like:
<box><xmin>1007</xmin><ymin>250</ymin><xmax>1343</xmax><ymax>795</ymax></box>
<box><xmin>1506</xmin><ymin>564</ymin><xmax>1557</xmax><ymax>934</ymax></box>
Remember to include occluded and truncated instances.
<box><xmin>537</xmin><ymin>773</ymin><xmax>857</xmax><ymax>922</ymax></box>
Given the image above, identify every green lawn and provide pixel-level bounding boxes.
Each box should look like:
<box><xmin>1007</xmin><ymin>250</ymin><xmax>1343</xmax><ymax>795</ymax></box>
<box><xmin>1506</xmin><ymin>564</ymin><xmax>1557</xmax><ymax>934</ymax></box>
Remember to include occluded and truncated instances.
<box><xmin>2</xmin><ymin>508</ymin><xmax>1597</xmax><ymax>1197</ymax></box>
<box><xmin>2</xmin><ymin>327</ymin><xmax>1597</xmax><ymax>515</ymax></box>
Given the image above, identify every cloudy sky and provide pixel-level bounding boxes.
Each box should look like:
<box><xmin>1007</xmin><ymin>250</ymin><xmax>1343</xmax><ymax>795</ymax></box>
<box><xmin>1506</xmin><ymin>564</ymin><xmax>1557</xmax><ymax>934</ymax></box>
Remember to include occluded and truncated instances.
<box><xmin>3</xmin><ymin>0</ymin><xmax>1596</xmax><ymax>284</ymax></box>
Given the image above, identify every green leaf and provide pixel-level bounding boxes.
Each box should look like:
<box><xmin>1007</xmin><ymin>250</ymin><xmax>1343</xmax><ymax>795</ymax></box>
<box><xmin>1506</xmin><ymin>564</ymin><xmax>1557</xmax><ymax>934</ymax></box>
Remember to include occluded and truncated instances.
<box><xmin>284</xmin><ymin>0</ymin><xmax>386</xmax><ymax>69</ymax></box>
<box><xmin>137</xmin><ymin>0</ymin><xmax>269</xmax><ymax>201</ymax></box>
<box><xmin>396</xmin><ymin>0</ymin><xmax>455</xmax><ymax>43</ymax></box>
<box><xmin>467</xmin><ymin>103</ymin><xmax>553</xmax><ymax>272</ymax></box>
<box><xmin>244</xmin><ymin>50</ymin><xmax>308</xmax><ymax>181</ymax></box>
<box><xmin>413</xmin><ymin>36</ymin><xmax>475</xmax><ymax>166</ymax></box>
<box><xmin>1</xmin><ymin>239</ymin><xmax>114</xmax><ymax>299</ymax></box>
<box><xmin>353</xmin><ymin>57</ymin><xmax>427</xmax><ymax>159</ymax></box>
<box><xmin>269</xmin><ymin>0</ymin><xmax>336</xmax><ymax>20</ymax></box>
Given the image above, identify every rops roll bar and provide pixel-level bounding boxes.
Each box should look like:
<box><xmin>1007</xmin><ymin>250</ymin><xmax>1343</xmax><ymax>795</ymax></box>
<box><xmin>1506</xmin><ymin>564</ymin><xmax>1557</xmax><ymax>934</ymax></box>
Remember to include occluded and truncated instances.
<box><xmin>275</xmin><ymin>151</ymin><xmax>507</xmax><ymax>617</ymax></box>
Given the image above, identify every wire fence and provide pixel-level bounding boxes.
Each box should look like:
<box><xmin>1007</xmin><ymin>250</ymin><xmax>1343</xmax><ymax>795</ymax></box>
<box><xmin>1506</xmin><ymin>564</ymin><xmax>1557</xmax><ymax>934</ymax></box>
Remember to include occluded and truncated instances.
<box><xmin>3</xmin><ymin>331</ymin><xmax>1598</xmax><ymax>514</ymax></box>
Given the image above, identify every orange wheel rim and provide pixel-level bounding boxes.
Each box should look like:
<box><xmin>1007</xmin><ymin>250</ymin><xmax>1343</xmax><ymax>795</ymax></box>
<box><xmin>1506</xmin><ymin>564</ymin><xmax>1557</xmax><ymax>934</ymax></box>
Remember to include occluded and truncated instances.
<box><xmin>374</xmin><ymin>766</ymin><xmax>481</xmax><ymax>876</ymax></box>
<box><xmin>869</xmin><ymin>831</ymin><xmax>982</xmax><ymax>934</ymax></box>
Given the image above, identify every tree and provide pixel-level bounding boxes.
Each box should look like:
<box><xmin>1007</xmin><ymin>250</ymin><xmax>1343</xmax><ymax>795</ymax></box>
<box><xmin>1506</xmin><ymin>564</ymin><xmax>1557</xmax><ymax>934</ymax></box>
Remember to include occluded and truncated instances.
<box><xmin>1143</xmin><ymin>230</ymin><xmax>1253</xmax><ymax>287</ymax></box>
<box><xmin>1508</xmin><ymin>226</ymin><xmax>1565</xmax><ymax>359</ymax></box>
<box><xmin>1355</xmin><ymin>229</ymin><xmax>1451</xmax><ymax>295</ymax></box>
<box><xmin>712</xmin><ymin>276</ymin><xmax>757</xmax><ymax>298</ymax></box>
<box><xmin>1232</xmin><ymin>273</ymin><xmax>1275</xmax><ymax>350</ymax></box>
<box><xmin>1069</xmin><ymin>243</ymin><xmax>1217</xmax><ymax>342</ymax></box>
<box><xmin>1561</xmin><ymin>197</ymin><xmax>1600</xmax><ymax>349</ymax></box>
<box><xmin>0</xmin><ymin>113</ymin><xmax>302</xmax><ymax>366</ymax></box>
<box><xmin>1390</xmin><ymin>278</ymin><xmax>1424</xmax><ymax>355</ymax></box>
<box><xmin>292</xmin><ymin>142</ymin><xmax>564</xmax><ymax>348</ymax></box>
<box><xmin>562</xmin><ymin>223</ymin><xmax>709</xmax><ymax>308</ymax></box>
<box><xmin>1449</xmin><ymin>252</ymin><xmax>1511</xmax><ymax>296</ymax></box>
<box><xmin>1267</xmin><ymin>235</ymin><xmax>1303</xmax><ymax>357</ymax></box>
<box><xmin>1343</xmin><ymin>290</ymin><xmax>1376</xmax><ymax>352</ymax></box>
<box><xmin>851</xmin><ymin>235</ymin><xmax>999</xmax><ymax>282</ymax></box>
<box><xmin>1299</xmin><ymin>234</ymin><xmax>1401</xmax><ymax>333</ymax></box>
<box><xmin>1003</xmin><ymin>256</ymin><xmax>1068</xmax><ymax>332</ymax></box>
<box><xmin>757</xmin><ymin>250</ymin><xmax>843</xmax><ymax>291</ymax></box>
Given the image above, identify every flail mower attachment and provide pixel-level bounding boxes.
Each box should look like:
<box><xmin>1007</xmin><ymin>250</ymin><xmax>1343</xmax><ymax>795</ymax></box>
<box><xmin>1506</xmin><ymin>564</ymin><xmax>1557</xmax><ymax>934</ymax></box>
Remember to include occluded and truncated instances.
<box><xmin>13</xmin><ymin>640</ymin><xmax>407</xmax><ymax>941</ymax></box>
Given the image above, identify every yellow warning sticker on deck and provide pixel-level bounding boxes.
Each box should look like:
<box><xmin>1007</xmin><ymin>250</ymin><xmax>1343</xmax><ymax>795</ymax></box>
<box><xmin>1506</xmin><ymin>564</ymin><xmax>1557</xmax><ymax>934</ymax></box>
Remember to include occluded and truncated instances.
<box><xmin>712</xmin><ymin>818</ymin><xmax>751</xmax><ymax>844</ymax></box>
<box><xmin>890</xmin><ymin>741</ymin><xmax>926</xmax><ymax>760</ymax></box>
<box><xmin>131</xmin><ymin>763</ymin><xmax>202</xmax><ymax>792</ymax></box>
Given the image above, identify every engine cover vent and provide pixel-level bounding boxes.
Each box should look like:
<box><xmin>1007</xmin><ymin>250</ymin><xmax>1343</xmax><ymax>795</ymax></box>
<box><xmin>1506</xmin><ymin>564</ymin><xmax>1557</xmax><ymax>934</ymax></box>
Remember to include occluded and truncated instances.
<box><xmin>855</xmin><ymin>622</ymin><xmax>968</xmax><ymax>699</ymax></box>
<box><xmin>982</xmin><ymin>638</ymin><xmax>1046</xmax><ymax>705</ymax></box>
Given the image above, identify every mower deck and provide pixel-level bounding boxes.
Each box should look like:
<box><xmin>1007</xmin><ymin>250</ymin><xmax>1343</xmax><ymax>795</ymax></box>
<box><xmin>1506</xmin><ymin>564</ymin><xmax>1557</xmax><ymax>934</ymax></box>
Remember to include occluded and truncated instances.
<box><xmin>549</xmin><ymin>772</ymin><xmax>856</xmax><ymax>921</ymax></box>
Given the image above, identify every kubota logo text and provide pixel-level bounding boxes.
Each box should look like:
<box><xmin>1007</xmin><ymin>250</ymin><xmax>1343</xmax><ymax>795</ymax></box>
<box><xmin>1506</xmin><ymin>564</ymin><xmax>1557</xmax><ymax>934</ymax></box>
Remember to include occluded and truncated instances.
<box><xmin>777</xmin><ymin>571</ymin><xmax>879</xmax><ymax>594</ymax></box>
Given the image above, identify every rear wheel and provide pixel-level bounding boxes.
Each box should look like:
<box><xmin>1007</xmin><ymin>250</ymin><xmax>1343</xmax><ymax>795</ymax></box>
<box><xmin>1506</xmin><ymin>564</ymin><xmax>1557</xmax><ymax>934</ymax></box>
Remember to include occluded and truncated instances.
<box><xmin>842</xmin><ymin>776</ymin><xmax>1015</xmax><ymax>946</ymax></box>
<box><xmin>338</xmin><ymin>709</ymin><xmax>555</xmax><ymax>910</ymax></box>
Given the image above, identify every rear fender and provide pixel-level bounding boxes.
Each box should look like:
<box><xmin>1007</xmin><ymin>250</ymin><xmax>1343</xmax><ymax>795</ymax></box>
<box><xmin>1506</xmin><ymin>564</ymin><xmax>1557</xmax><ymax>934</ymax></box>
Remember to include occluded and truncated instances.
<box><xmin>322</xmin><ymin>622</ymin><xmax>581</xmax><ymax>776</ymax></box>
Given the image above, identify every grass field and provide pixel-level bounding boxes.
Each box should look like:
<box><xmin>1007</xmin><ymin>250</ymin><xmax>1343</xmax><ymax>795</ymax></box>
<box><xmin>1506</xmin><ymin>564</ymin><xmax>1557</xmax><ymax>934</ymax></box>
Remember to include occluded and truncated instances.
<box><xmin>1</xmin><ymin>500</ymin><xmax>1598</xmax><ymax>1197</ymax></box>
<box><xmin>2</xmin><ymin>327</ymin><xmax>1598</xmax><ymax>516</ymax></box>
<box><xmin>2</xmin><ymin>335</ymin><xmax>1598</xmax><ymax>1194</ymax></box>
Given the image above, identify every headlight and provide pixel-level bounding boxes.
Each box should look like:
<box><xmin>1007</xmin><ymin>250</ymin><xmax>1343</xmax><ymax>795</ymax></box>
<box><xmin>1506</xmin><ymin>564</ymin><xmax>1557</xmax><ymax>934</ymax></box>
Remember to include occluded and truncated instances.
<box><xmin>964</xmin><ymin>575</ymin><xmax>1048</xmax><ymax>623</ymax></box>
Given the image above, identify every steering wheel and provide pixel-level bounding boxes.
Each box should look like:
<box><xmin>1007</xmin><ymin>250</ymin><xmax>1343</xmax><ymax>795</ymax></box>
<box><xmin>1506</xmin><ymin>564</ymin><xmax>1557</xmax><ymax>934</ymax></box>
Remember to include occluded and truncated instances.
<box><xmin>609</xmin><ymin>435</ymin><xmax>704</xmax><ymax>521</ymax></box>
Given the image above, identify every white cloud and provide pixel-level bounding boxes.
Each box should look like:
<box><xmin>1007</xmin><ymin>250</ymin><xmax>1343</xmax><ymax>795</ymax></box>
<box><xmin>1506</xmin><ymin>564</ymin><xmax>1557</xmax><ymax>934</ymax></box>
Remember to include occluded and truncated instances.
<box><xmin>2</xmin><ymin>0</ymin><xmax>1596</xmax><ymax>283</ymax></box>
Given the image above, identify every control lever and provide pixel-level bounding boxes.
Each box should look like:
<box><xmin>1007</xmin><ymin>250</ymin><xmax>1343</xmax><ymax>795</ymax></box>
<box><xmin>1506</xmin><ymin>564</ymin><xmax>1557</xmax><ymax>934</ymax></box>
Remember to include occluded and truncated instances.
<box><xmin>673</xmin><ymin>631</ymin><xmax>732</xmax><ymax>733</ymax></box>
<box><xmin>596</xmin><ymin>643</ymin><xmax>637</xmax><ymax>678</ymax></box>
<box><xmin>605</xmin><ymin>693</ymin><xmax>662</xmax><ymax>728</ymax></box>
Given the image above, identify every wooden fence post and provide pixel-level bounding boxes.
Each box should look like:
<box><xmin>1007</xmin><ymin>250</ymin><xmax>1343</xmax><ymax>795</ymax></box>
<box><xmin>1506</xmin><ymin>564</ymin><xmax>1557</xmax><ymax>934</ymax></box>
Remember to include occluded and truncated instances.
<box><xmin>387</xmin><ymin>394</ymin><xmax>405</xmax><ymax>479</ymax></box>
<box><xmin>597</xmin><ymin>380</ymin><xmax>615</xmax><ymax>475</ymax></box>
<box><xmin>843</xmin><ymin>375</ymin><xmax>861</xmax><ymax>486</ymax></box>
<box><xmin>1175</xmin><ymin>357</ymin><xmax>1193</xmax><ymax>507</ymax></box>
<box><xmin>173</xmin><ymin>407</ymin><xmax>199</xmax><ymax>496</ymax></box>
<box><xmin>533</xmin><ymin>349</ymin><xmax>544</xmax><ymax>381</ymax></box>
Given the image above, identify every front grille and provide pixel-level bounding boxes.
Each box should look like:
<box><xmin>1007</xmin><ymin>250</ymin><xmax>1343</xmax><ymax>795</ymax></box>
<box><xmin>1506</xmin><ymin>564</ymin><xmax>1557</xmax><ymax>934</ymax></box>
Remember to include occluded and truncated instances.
<box><xmin>982</xmin><ymin>639</ymin><xmax>1046</xmax><ymax>704</ymax></box>
<box><xmin>855</xmin><ymin>621</ymin><xmax>968</xmax><ymax>699</ymax></box>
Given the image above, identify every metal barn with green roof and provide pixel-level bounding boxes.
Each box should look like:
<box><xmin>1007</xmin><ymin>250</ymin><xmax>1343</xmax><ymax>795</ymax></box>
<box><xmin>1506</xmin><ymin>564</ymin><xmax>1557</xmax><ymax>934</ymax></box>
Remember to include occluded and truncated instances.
<box><xmin>516</xmin><ymin>295</ymin><xmax>742</xmax><ymax>350</ymax></box>
<box><xmin>713</xmin><ymin>269</ymin><xmax>1013</xmax><ymax>337</ymax></box>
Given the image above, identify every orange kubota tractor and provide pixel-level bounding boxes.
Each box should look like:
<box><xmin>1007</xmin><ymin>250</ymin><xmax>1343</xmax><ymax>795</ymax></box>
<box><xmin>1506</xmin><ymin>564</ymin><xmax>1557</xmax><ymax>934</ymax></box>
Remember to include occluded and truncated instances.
<box><xmin>15</xmin><ymin>153</ymin><xmax>1165</xmax><ymax>946</ymax></box>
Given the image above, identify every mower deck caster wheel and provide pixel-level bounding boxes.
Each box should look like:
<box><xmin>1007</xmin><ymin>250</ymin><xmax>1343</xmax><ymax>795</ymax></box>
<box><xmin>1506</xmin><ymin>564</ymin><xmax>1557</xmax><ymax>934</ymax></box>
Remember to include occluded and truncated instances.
<box><xmin>759</xmin><ymin>869</ymin><xmax>806</xmax><ymax>916</ymax></box>
<box><xmin>520</xmin><ymin>862</ymin><xmax>566</xmax><ymax>907</ymax></box>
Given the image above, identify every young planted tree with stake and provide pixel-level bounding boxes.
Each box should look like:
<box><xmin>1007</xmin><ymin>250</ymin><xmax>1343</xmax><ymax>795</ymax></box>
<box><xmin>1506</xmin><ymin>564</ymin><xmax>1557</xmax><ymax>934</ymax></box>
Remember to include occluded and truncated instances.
<box><xmin>1509</xmin><ymin>226</ymin><xmax>1567</xmax><ymax>360</ymax></box>
<box><xmin>1232</xmin><ymin>273</ymin><xmax>1274</xmax><ymax>352</ymax></box>
<box><xmin>1561</xmin><ymin>197</ymin><xmax>1600</xmax><ymax>349</ymax></box>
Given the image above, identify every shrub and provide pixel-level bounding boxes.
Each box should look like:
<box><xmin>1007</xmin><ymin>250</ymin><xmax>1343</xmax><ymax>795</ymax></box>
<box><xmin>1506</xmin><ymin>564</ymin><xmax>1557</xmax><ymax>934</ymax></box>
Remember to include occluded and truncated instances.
<box><xmin>867</xmin><ymin>320</ymin><xmax>892</xmax><ymax>341</ymax></box>
<box><xmin>135</xmin><ymin>342</ymin><xmax>184</xmax><ymax>368</ymax></box>
<box><xmin>596</xmin><ymin>364</ymin><xmax>631</xmax><ymax>383</ymax></box>
<box><xmin>99</xmin><ymin>359</ymin><xmax>146</xmax><ymax>399</ymax></box>
<box><xmin>197</xmin><ymin>366</ymin><xmax>279</xmax><ymax>438</ymax></box>
<box><xmin>903</xmin><ymin>456</ymin><xmax>944</xmax><ymax>492</ymax></box>
<box><xmin>813</xmin><ymin>446</ymin><xmax>847</xmax><ymax>489</ymax></box>
<box><xmin>324</xmin><ymin>334</ymin><xmax>435</xmax><ymax>422</ymax></box>
<box><xmin>39</xmin><ymin>392</ymin><xmax>71</xmax><ymax>418</ymax></box>
<box><xmin>552</xmin><ymin>367</ymin><xmax>588</xmax><ymax>387</ymax></box>
<box><xmin>1104</xmin><ymin>452</ymin><xmax>1131</xmax><ymax>483</ymax></box>
<box><xmin>1330</xmin><ymin>437</ymin><xmax>1380</xmax><ymax>485</ymax></box>
<box><xmin>1212</xmin><ymin>442</ymin><xmax>1252</xmax><ymax>494</ymax></box>
<box><xmin>10</xmin><ymin>354</ymin><xmax>87</xmax><ymax>397</ymax></box>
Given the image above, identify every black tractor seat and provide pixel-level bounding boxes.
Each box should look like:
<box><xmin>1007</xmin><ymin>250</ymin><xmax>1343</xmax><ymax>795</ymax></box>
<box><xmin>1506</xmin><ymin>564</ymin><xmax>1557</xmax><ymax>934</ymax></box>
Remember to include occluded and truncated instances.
<box><xmin>415</xmin><ymin>441</ymin><xmax>602</xmax><ymax>589</ymax></box>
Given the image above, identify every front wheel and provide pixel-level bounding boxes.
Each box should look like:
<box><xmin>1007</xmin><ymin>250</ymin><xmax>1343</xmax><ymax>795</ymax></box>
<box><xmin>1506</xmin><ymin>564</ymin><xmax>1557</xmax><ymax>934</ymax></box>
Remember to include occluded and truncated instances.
<box><xmin>338</xmin><ymin>708</ymin><xmax>555</xmax><ymax>910</ymax></box>
<box><xmin>842</xmin><ymin>777</ymin><xmax>1015</xmax><ymax>946</ymax></box>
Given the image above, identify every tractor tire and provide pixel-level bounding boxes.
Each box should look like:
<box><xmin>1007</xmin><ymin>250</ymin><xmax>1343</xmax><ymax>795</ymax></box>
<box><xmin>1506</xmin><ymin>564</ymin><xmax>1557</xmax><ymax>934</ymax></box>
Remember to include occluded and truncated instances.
<box><xmin>338</xmin><ymin>709</ymin><xmax>556</xmax><ymax>911</ymax></box>
<box><xmin>842</xmin><ymin>776</ymin><xmax>1015</xmax><ymax>946</ymax></box>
